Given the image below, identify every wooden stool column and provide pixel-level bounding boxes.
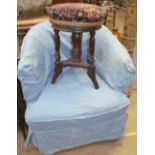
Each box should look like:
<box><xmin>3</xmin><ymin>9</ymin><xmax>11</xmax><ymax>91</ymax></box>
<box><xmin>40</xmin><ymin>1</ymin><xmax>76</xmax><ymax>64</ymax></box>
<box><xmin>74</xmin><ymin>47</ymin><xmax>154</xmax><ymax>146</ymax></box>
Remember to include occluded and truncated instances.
<box><xmin>52</xmin><ymin>29</ymin><xmax>62</xmax><ymax>84</ymax></box>
<box><xmin>87</xmin><ymin>31</ymin><xmax>99</xmax><ymax>89</ymax></box>
<box><xmin>72</xmin><ymin>32</ymin><xmax>82</xmax><ymax>62</ymax></box>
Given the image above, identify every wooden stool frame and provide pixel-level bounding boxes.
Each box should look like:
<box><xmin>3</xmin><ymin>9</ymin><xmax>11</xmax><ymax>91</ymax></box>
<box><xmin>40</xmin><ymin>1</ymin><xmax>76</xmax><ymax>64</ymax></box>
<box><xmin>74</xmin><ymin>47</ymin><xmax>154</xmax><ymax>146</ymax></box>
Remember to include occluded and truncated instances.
<box><xmin>50</xmin><ymin>19</ymin><xmax>103</xmax><ymax>89</ymax></box>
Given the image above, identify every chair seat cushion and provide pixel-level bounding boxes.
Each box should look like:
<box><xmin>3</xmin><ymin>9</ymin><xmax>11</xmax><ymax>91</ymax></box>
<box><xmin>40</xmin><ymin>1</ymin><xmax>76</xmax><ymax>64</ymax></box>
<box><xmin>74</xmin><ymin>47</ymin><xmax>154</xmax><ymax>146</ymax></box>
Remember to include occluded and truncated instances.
<box><xmin>48</xmin><ymin>3</ymin><xmax>105</xmax><ymax>22</ymax></box>
<box><xmin>25</xmin><ymin>68</ymin><xmax>129</xmax><ymax>123</ymax></box>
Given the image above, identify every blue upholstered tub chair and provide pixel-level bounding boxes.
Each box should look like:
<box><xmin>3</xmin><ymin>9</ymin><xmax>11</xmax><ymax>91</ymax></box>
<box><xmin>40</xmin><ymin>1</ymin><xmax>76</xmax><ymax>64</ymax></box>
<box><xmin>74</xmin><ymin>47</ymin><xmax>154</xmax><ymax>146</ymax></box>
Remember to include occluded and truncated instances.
<box><xmin>18</xmin><ymin>22</ymin><xmax>135</xmax><ymax>155</ymax></box>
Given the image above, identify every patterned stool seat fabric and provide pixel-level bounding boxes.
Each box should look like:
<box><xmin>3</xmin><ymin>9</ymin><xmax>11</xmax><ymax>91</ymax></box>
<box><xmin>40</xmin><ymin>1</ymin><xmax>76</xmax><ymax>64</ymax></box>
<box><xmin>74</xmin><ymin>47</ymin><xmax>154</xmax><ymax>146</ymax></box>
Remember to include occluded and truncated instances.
<box><xmin>48</xmin><ymin>3</ymin><xmax>106</xmax><ymax>22</ymax></box>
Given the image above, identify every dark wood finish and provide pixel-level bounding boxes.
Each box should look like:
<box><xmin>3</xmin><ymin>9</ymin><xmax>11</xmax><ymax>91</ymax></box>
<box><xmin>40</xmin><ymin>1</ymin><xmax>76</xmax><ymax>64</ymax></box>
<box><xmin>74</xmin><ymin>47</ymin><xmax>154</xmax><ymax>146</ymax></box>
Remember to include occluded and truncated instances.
<box><xmin>51</xmin><ymin>19</ymin><xmax>102</xmax><ymax>89</ymax></box>
<box><xmin>52</xmin><ymin>29</ymin><xmax>62</xmax><ymax>84</ymax></box>
<box><xmin>17</xmin><ymin>59</ymin><xmax>28</xmax><ymax>140</ymax></box>
<box><xmin>72</xmin><ymin>32</ymin><xmax>82</xmax><ymax>61</ymax></box>
<box><xmin>17</xmin><ymin>77</ymin><xmax>28</xmax><ymax>140</ymax></box>
<box><xmin>52</xmin><ymin>0</ymin><xmax>84</xmax><ymax>5</ymax></box>
<box><xmin>88</xmin><ymin>31</ymin><xmax>95</xmax><ymax>64</ymax></box>
<box><xmin>52</xmin><ymin>0</ymin><xmax>98</xmax><ymax>4</ymax></box>
<box><xmin>87</xmin><ymin>31</ymin><xmax>99</xmax><ymax>89</ymax></box>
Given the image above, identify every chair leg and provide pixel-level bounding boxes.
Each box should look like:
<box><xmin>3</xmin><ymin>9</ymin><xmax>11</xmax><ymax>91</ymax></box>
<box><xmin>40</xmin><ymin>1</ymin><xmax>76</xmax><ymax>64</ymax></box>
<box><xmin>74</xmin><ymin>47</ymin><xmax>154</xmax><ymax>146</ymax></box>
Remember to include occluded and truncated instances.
<box><xmin>17</xmin><ymin>79</ymin><xmax>27</xmax><ymax>140</ymax></box>
<box><xmin>18</xmin><ymin>108</ymin><xmax>27</xmax><ymax>140</ymax></box>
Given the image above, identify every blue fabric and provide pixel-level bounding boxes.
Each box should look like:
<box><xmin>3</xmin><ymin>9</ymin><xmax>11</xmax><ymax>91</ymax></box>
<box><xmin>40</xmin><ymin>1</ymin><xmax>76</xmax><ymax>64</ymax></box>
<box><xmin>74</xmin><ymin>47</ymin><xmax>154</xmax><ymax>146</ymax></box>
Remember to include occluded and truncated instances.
<box><xmin>17</xmin><ymin>22</ymin><xmax>135</xmax><ymax>155</ymax></box>
<box><xmin>94</xmin><ymin>28</ymin><xmax>135</xmax><ymax>92</ymax></box>
<box><xmin>25</xmin><ymin>73</ymin><xmax>129</xmax><ymax>154</ymax></box>
<box><xmin>25</xmin><ymin>67</ymin><xmax>129</xmax><ymax>123</ymax></box>
<box><xmin>18</xmin><ymin>23</ymin><xmax>55</xmax><ymax>102</ymax></box>
<box><xmin>18</xmin><ymin>22</ymin><xmax>135</xmax><ymax>102</ymax></box>
<box><xmin>26</xmin><ymin>113</ymin><xmax>127</xmax><ymax>155</ymax></box>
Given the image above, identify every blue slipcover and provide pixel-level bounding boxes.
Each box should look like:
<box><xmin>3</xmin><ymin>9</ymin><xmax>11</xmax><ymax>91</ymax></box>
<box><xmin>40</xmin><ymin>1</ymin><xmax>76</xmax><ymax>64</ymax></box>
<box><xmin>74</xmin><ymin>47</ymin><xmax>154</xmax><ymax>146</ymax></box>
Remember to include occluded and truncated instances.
<box><xmin>18</xmin><ymin>22</ymin><xmax>135</xmax><ymax>155</ymax></box>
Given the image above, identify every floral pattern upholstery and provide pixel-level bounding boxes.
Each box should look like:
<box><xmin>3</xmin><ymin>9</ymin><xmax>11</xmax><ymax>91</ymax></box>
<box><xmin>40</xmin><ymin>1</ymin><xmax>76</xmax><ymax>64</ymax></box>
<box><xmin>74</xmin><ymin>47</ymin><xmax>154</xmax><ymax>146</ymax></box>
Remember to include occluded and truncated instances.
<box><xmin>48</xmin><ymin>3</ymin><xmax>106</xmax><ymax>22</ymax></box>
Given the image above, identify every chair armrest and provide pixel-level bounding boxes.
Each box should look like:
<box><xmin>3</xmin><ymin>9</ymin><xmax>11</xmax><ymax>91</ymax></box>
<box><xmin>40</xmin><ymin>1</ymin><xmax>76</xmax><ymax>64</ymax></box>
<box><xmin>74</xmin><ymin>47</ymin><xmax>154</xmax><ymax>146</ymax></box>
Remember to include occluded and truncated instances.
<box><xmin>18</xmin><ymin>22</ymin><xmax>55</xmax><ymax>102</ymax></box>
<box><xmin>95</xmin><ymin>26</ymin><xmax>136</xmax><ymax>92</ymax></box>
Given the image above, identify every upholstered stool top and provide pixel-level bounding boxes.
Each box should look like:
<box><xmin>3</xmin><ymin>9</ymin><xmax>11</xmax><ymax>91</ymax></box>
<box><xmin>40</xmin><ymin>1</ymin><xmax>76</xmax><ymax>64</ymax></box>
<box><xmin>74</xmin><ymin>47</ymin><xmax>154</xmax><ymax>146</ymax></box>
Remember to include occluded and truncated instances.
<box><xmin>47</xmin><ymin>3</ymin><xmax>106</xmax><ymax>23</ymax></box>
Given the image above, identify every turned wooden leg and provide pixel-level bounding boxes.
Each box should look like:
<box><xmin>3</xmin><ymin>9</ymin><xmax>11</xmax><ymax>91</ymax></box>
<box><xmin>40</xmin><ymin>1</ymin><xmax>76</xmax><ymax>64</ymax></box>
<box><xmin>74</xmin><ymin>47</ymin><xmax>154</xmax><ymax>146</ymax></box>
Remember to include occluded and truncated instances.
<box><xmin>87</xmin><ymin>66</ymin><xmax>99</xmax><ymax>89</ymax></box>
<box><xmin>72</xmin><ymin>32</ymin><xmax>82</xmax><ymax>62</ymax></box>
<box><xmin>87</xmin><ymin>31</ymin><xmax>99</xmax><ymax>89</ymax></box>
<box><xmin>52</xmin><ymin>29</ymin><xmax>62</xmax><ymax>84</ymax></box>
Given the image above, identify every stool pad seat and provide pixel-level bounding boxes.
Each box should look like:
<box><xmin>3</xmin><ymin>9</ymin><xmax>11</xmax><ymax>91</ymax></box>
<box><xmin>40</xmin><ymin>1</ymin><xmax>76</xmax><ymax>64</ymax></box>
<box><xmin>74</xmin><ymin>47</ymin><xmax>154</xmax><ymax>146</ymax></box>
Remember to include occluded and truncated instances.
<box><xmin>48</xmin><ymin>3</ymin><xmax>106</xmax><ymax>22</ymax></box>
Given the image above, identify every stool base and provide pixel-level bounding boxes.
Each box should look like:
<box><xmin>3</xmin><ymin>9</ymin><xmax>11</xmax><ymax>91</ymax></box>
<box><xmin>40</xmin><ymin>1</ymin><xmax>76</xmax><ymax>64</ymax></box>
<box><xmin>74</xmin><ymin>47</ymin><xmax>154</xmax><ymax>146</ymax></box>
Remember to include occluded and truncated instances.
<box><xmin>51</xmin><ymin>25</ymin><xmax>101</xmax><ymax>89</ymax></box>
